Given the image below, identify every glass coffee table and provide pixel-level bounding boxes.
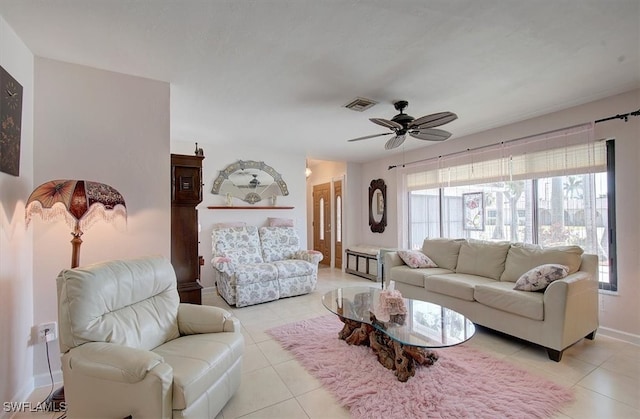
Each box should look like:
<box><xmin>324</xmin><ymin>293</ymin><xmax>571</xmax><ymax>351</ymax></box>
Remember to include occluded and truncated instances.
<box><xmin>322</xmin><ymin>286</ymin><xmax>475</xmax><ymax>381</ymax></box>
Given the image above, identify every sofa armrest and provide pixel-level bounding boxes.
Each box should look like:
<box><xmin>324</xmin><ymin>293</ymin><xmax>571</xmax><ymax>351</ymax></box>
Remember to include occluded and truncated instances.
<box><xmin>545</xmin><ymin>271</ymin><xmax>595</xmax><ymax>302</ymax></box>
<box><xmin>294</xmin><ymin>249</ymin><xmax>324</xmax><ymax>264</ymax></box>
<box><xmin>178</xmin><ymin>303</ymin><xmax>240</xmax><ymax>334</ymax></box>
<box><xmin>383</xmin><ymin>251</ymin><xmax>406</xmax><ymax>287</ymax></box>
<box><xmin>543</xmin><ymin>271</ymin><xmax>599</xmax><ymax>344</ymax></box>
<box><xmin>211</xmin><ymin>256</ymin><xmax>235</xmax><ymax>275</ymax></box>
<box><xmin>66</xmin><ymin>342</ymin><xmax>168</xmax><ymax>384</ymax></box>
<box><xmin>384</xmin><ymin>251</ymin><xmax>405</xmax><ymax>269</ymax></box>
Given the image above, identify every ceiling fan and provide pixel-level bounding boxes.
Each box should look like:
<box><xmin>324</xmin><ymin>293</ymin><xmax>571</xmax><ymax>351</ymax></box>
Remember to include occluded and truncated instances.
<box><xmin>348</xmin><ymin>100</ymin><xmax>457</xmax><ymax>150</ymax></box>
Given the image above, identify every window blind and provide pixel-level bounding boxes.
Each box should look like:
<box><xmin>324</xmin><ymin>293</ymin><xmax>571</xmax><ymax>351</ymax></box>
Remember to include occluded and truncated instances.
<box><xmin>406</xmin><ymin>124</ymin><xmax>604</xmax><ymax>190</ymax></box>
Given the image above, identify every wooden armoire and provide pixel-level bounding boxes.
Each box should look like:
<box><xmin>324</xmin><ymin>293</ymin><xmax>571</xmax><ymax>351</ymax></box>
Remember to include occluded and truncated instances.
<box><xmin>170</xmin><ymin>153</ymin><xmax>204</xmax><ymax>304</ymax></box>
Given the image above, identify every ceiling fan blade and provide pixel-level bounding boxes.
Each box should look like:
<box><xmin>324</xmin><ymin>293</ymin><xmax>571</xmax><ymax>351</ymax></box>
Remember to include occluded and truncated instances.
<box><xmin>409</xmin><ymin>128</ymin><xmax>452</xmax><ymax>141</ymax></box>
<box><xmin>370</xmin><ymin>118</ymin><xmax>403</xmax><ymax>130</ymax></box>
<box><xmin>385</xmin><ymin>134</ymin><xmax>406</xmax><ymax>150</ymax></box>
<box><xmin>347</xmin><ymin>132</ymin><xmax>394</xmax><ymax>142</ymax></box>
<box><xmin>409</xmin><ymin>112</ymin><xmax>458</xmax><ymax>129</ymax></box>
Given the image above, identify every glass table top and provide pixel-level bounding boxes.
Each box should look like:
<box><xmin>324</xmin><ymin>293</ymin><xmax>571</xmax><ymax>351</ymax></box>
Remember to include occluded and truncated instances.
<box><xmin>322</xmin><ymin>286</ymin><xmax>475</xmax><ymax>348</ymax></box>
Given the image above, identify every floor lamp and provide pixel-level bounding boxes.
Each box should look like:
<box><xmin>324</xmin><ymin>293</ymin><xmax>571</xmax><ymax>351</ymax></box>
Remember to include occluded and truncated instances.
<box><xmin>25</xmin><ymin>179</ymin><xmax>127</xmax><ymax>411</ymax></box>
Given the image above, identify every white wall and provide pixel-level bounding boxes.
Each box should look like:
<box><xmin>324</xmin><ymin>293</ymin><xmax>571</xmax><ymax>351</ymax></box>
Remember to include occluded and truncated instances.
<box><xmin>31</xmin><ymin>58</ymin><xmax>171</xmax><ymax>383</ymax></box>
<box><xmin>171</xmin><ymin>140</ymin><xmax>307</xmax><ymax>288</ymax></box>
<box><xmin>360</xmin><ymin>89</ymin><xmax>640</xmax><ymax>340</ymax></box>
<box><xmin>0</xmin><ymin>14</ymin><xmax>35</xmax><ymax>408</ymax></box>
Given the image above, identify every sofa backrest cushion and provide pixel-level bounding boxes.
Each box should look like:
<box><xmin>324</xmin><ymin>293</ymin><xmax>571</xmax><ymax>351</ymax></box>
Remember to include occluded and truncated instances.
<box><xmin>259</xmin><ymin>226</ymin><xmax>301</xmax><ymax>262</ymax></box>
<box><xmin>421</xmin><ymin>238</ymin><xmax>463</xmax><ymax>271</ymax></box>
<box><xmin>455</xmin><ymin>240</ymin><xmax>511</xmax><ymax>280</ymax></box>
<box><xmin>500</xmin><ymin>243</ymin><xmax>584</xmax><ymax>282</ymax></box>
<box><xmin>211</xmin><ymin>226</ymin><xmax>264</xmax><ymax>264</ymax></box>
<box><xmin>57</xmin><ymin>256</ymin><xmax>180</xmax><ymax>354</ymax></box>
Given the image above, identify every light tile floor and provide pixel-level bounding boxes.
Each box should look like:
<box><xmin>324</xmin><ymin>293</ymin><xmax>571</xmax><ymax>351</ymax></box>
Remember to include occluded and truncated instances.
<box><xmin>17</xmin><ymin>267</ymin><xmax>640</xmax><ymax>418</ymax></box>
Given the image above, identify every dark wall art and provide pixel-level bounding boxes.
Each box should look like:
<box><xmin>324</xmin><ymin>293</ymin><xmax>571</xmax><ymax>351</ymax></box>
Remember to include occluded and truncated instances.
<box><xmin>0</xmin><ymin>65</ymin><xmax>23</xmax><ymax>176</ymax></box>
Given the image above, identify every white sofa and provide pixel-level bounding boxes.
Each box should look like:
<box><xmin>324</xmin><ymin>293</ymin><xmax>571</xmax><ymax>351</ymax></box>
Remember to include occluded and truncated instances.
<box><xmin>57</xmin><ymin>256</ymin><xmax>244</xmax><ymax>419</ymax></box>
<box><xmin>385</xmin><ymin>238</ymin><xmax>599</xmax><ymax>361</ymax></box>
<box><xmin>211</xmin><ymin>226</ymin><xmax>323</xmax><ymax>307</ymax></box>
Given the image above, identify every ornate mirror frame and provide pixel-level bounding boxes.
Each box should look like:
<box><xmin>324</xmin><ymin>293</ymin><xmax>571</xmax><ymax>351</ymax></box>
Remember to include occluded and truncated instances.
<box><xmin>369</xmin><ymin>178</ymin><xmax>387</xmax><ymax>233</ymax></box>
<box><xmin>211</xmin><ymin>160</ymin><xmax>289</xmax><ymax>204</ymax></box>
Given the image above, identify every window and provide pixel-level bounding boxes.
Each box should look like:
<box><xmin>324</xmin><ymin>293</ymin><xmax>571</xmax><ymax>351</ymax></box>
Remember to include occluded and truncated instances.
<box><xmin>405</xmin><ymin>126</ymin><xmax>615</xmax><ymax>290</ymax></box>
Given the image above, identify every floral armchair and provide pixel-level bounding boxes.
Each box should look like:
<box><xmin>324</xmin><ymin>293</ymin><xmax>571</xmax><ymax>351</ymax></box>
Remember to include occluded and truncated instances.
<box><xmin>211</xmin><ymin>226</ymin><xmax>323</xmax><ymax>307</ymax></box>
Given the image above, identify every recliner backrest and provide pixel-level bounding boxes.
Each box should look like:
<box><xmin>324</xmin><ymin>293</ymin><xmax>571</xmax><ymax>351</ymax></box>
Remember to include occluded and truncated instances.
<box><xmin>57</xmin><ymin>255</ymin><xmax>180</xmax><ymax>353</ymax></box>
<box><xmin>258</xmin><ymin>226</ymin><xmax>301</xmax><ymax>262</ymax></box>
<box><xmin>211</xmin><ymin>226</ymin><xmax>264</xmax><ymax>264</ymax></box>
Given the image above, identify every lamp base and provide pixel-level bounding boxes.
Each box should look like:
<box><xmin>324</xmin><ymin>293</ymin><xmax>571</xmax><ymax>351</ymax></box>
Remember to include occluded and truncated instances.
<box><xmin>45</xmin><ymin>386</ymin><xmax>65</xmax><ymax>412</ymax></box>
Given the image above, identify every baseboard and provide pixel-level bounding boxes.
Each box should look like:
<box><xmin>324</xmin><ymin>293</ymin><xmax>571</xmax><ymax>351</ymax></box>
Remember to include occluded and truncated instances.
<box><xmin>1</xmin><ymin>378</ymin><xmax>34</xmax><ymax>419</ymax></box>
<box><xmin>33</xmin><ymin>368</ymin><xmax>63</xmax><ymax>388</ymax></box>
<box><xmin>598</xmin><ymin>326</ymin><xmax>640</xmax><ymax>346</ymax></box>
<box><xmin>201</xmin><ymin>286</ymin><xmax>217</xmax><ymax>295</ymax></box>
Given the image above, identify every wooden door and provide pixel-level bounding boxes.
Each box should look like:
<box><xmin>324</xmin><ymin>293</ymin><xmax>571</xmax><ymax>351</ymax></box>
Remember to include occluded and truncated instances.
<box><xmin>334</xmin><ymin>180</ymin><xmax>343</xmax><ymax>269</ymax></box>
<box><xmin>313</xmin><ymin>183</ymin><xmax>331</xmax><ymax>266</ymax></box>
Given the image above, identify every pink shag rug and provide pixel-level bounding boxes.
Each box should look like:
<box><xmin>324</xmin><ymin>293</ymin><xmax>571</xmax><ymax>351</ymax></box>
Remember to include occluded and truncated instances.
<box><xmin>267</xmin><ymin>315</ymin><xmax>574</xmax><ymax>419</ymax></box>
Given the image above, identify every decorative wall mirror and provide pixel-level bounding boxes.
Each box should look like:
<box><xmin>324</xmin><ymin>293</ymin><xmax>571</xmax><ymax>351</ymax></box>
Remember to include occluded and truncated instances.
<box><xmin>211</xmin><ymin>160</ymin><xmax>289</xmax><ymax>204</ymax></box>
<box><xmin>369</xmin><ymin>178</ymin><xmax>387</xmax><ymax>233</ymax></box>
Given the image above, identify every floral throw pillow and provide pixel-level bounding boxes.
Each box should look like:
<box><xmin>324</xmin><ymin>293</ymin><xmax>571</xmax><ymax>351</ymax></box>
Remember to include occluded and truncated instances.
<box><xmin>397</xmin><ymin>250</ymin><xmax>438</xmax><ymax>269</ymax></box>
<box><xmin>513</xmin><ymin>264</ymin><xmax>569</xmax><ymax>291</ymax></box>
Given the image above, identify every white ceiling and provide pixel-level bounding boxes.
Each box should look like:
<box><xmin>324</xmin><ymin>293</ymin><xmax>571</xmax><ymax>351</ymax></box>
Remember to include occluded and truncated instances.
<box><xmin>1</xmin><ymin>1</ymin><xmax>638</xmax><ymax>162</ymax></box>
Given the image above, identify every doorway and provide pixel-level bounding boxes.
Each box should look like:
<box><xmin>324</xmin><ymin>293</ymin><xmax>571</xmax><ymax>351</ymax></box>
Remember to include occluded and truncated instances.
<box><xmin>313</xmin><ymin>182</ymin><xmax>331</xmax><ymax>266</ymax></box>
<box><xmin>334</xmin><ymin>179</ymin><xmax>343</xmax><ymax>269</ymax></box>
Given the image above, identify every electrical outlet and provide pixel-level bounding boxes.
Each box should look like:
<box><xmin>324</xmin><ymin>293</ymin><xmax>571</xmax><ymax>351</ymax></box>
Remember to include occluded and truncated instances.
<box><xmin>37</xmin><ymin>322</ymin><xmax>58</xmax><ymax>343</ymax></box>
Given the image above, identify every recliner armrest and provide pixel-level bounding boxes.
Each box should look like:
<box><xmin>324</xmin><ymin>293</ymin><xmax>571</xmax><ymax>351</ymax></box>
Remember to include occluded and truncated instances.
<box><xmin>294</xmin><ymin>249</ymin><xmax>323</xmax><ymax>264</ymax></box>
<box><xmin>66</xmin><ymin>342</ymin><xmax>166</xmax><ymax>384</ymax></box>
<box><xmin>178</xmin><ymin>303</ymin><xmax>240</xmax><ymax>334</ymax></box>
<box><xmin>211</xmin><ymin>256</ymin><xmax>235</xmax><ymax>275</ymax></box>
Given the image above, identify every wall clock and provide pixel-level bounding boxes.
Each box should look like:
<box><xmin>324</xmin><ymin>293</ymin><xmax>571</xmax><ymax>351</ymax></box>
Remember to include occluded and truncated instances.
<box><xmin>0</xmin><ymin>64</ymin><xmax>23</xmax><ymax>176</ymax></box>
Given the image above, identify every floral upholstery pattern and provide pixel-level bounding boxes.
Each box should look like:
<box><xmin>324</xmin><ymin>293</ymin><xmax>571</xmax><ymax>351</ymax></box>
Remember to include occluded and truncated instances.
<box><xmin>295</xmin><ymin>250</ymin><xmax>324</xmax><ymax>265</ymax></box>
<box><xmin>259</xmin><ymin>227</ymin><xmax>301</xmax><ymax>262</ymax></box>
<box><xmin>273</xmin><ymin>259</ymin><xmax>314</xmax><ymax>278</ymax></box>
<box><xmin>236</xmin><ymin>263</ymin><xmax>278</xmax><ymax>284</ymax></box>
<box><xmin>236</xmin><ymin>280</ymin><xmax>280</xmax><ymax>307</ymax></box>
<box><xmin>211</xmin><ymin>226</ymin><xmax>323</xmax><ymax>307</ymax></box>
<box><xmin>514</xmin><ymin>264</ymin><xmax>569</xmax><ymax>291</ymax></box>
<box><xmin>278</xmin><ymin>275</ymin><xmax>315</xmax><ymax>298</ymax></box>
<box><xmin>397</xmin><ymin>249</ymin><xmax>438</xmax><ymax>268</ymax></box>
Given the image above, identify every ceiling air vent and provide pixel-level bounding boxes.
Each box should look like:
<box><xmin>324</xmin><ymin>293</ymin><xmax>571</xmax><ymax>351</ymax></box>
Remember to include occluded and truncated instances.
<box><xmin>344</xmin><ymin>97</ymin><xmax>377</xmax><ymax>112</ymax></box>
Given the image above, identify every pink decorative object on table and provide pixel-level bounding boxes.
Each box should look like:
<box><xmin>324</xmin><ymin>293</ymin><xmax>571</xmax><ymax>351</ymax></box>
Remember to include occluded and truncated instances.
<box><xmin>377</xmin><ymin>289</ymin><xmax>407</xmax><ymax>324</ymax></box>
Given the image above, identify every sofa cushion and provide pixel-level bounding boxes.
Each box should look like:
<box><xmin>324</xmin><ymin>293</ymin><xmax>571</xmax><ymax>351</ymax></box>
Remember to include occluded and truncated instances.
<box><xmin>455</xmin><ymin>240</ymin><xmax>511</xmax><ymax>280</ymax></box>
<box><xmin>267</xmin><ymin>217</ymin><xmax>294</xmax><ymax>227</ymax></box>
<box><xmin>513</xmin><ymin>264</ymin><xmax>569</xmax><ymax>291</ymax></box>
<box><xmin>474</xmin><ymin>282</ymin><xmax>544</xmax><ymax>320</ymax></box>
<box><xmin>259</xmin><ymin>226</ymin><xmax>301</xmax><ymax>262</ymax></box>
<box><xmin>424</xmin><ymin>273</ymin><xmax>494</xmax><ymax>301</ymax></box>
<box><xmin>500</xmin><ymin>244</ymin><xmax>584</xmax><ymax>282</ymax></box>
<box><xmin>235</xmin><ymin>263</ymin><xmax>278</xmax><ymax>284</ymax></box>
<box><xmin>421</xmin><ymin>238</ymin><xmax>463</xmax><ymax>271</ymax></box>
<box><xmin>388</xmin><ymin>265</ymin><xmax>440</xmax><ymax>287</ymax></box>
<box><xmin>273</xmin><ymin>259</ymin><xmax>314</xmax><ymax>278</ymax></box>
<box><xmin>397</xmin><ymin>249</ymin><xmax>438</xmax><ymax>268</ymax></box>
<box><xmin>153</xmin><ymin>332</ymin><xmax>243</xmax><ymax>410</ymax></box>
<box><xmin>390</xmin><ymin>266</ymin><xmax>454</xmax><ymax>288</ymax></box>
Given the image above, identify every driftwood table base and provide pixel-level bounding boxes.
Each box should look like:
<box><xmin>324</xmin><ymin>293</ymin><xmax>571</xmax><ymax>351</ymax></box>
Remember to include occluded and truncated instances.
<box><xmin>337</xmin><ymin>316</ymin><xmax>439</xmax><ymax>382</ymax></box>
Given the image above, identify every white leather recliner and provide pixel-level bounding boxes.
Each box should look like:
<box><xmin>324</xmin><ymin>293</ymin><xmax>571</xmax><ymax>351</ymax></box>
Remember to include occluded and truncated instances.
<box><xmin>56</xmin><ymin>255</ymin><xmax>244</xmax><ymax>418</ymax></box>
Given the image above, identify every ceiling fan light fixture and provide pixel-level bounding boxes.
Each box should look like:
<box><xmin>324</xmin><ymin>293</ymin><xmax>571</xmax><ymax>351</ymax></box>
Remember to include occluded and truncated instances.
<box><xmin>344</xmin><ymin>97</ymin><xmax>378</xmax><ymax>112</ymax></box>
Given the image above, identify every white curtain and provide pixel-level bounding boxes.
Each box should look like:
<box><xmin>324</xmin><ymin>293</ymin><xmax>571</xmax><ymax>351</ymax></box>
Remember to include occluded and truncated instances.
<box><xmin>404</xmin><ymin>124</ymin><xmax>603</xmax><ymax>190</ymax></box>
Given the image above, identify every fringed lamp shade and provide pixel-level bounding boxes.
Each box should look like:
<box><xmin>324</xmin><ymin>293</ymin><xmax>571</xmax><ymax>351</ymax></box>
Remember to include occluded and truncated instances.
<box><xmin>25</xmin><ymin>180</ymin><xmax>127</xmax><ymax>268</ymax></box>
